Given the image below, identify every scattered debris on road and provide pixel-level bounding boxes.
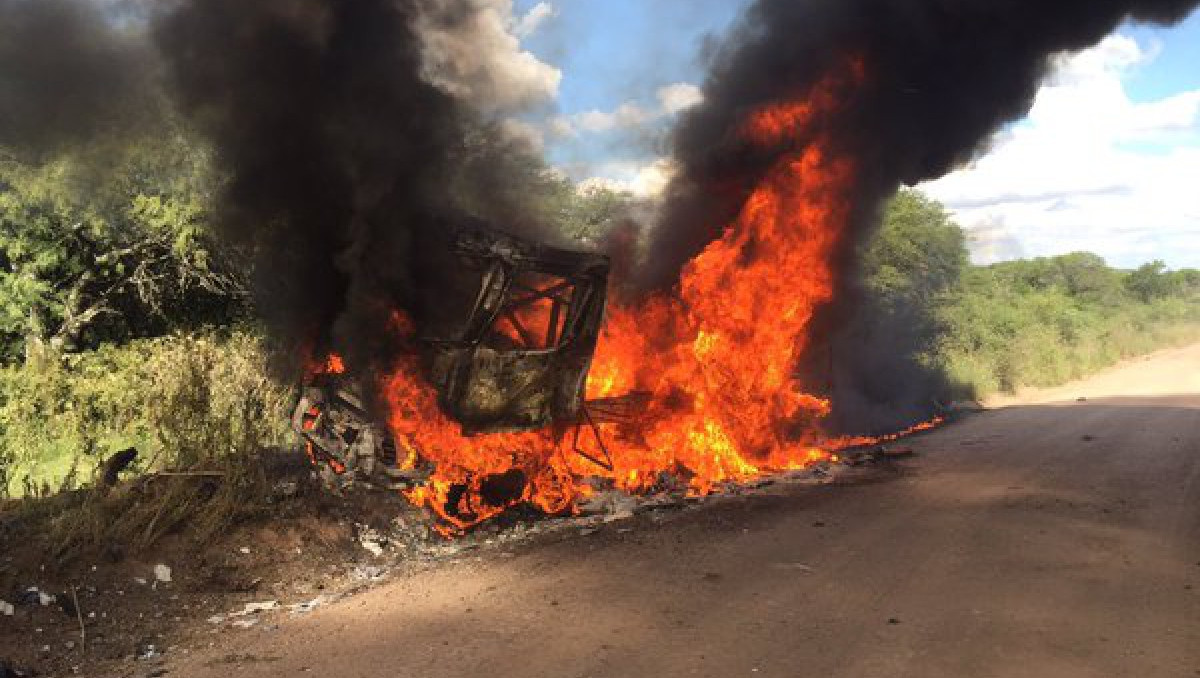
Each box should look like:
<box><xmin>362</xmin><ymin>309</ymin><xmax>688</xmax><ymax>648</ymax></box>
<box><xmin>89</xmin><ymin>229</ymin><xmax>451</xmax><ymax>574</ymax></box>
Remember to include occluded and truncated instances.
<box><xmin>841</xmin><ymin>445</ymin><xmax>916</xmax><ymax>466</ymax></box>
<box><xmin>238</xmin><ymin>601</ymin><xmax>280</xmax><ymax>615</ymax></box>
<box><xmin>355</xmin><ymin>523</ymin><xmax>389</xmax><ymax>557</ymax></box>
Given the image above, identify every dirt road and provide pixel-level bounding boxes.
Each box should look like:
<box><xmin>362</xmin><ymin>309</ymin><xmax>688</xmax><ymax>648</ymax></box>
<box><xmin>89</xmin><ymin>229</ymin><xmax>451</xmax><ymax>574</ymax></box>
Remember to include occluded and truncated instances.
<box><xmin>169</xmin><ymin>344</ymin><xmax>1200</xmax><ymax>678</ymax></box>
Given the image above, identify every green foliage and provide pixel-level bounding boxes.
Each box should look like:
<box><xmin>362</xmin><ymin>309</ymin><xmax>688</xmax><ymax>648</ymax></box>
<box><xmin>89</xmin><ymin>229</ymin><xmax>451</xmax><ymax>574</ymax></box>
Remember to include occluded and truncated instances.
<box><xmin>977</xmin><ymin>251</ymin><xmax>1126</xmax><ymax>305</ymax></box>
<box><xmin>0</xmin><ymin>328</ymin><xmax>292</xmax><ymax>497</ymax></box>
<box><xmin>854</xmin><ymin>190</ymin><xmax>1200</xmax><ymax>400</ymax></box>
<box><xmin>0</xmin><ymin>345</ymin><xmax>142</xmax><ymax>496</ymax></box>
<box><xmin>863</xmin><ymin>189</ymin><xmax>967</xmax><ymax>308</ymax></box>
<box><xmin>935</xmin><ymin>257</ymin><xmax>1199</xmax><ymax>397</ymax></box>
<box><xmin>0</xmin><ymin>134</ymin><xmax>246</xmax><ymax>360</ymax></box>
<box><xmin>847</xmin><ymin>189</ymin><xmax>968</xmax><ymax>394</ymax></box>
<box><xmin>0</xmin><ymin>329</ymin><xmax>295</xmax><ymax>555</ymax></box>
<box><xmin>1124</xmin><ymin>260</ymin><xmax>1187</xmax><ymax>302</ymax></box>
<box><xmin>557</xmin><ymin>183</ymin><xmax>635</xmax><ymax>241</ymax></box>
<box><xmin>141</xmin><ymin>331</ymin><xmax>293</xmax><ymax>472</ymax></box>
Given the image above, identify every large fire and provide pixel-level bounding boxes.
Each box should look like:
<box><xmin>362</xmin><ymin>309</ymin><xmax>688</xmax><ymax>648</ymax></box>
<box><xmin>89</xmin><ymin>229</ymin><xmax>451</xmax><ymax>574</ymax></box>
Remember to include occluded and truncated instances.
<box><xmin>311</xmin><ymin>58</ymin><xmax>936</xmax><ymax>535</ymax></box>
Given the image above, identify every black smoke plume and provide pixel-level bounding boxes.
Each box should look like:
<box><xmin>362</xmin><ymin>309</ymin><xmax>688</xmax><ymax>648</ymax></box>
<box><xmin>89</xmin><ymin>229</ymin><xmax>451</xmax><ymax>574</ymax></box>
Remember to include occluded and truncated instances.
<box><xmin>153</xmin><ymin>0</ymin><xmax>552</xmax><ymax>379</ymax></box>
<box><xmin>1</xmin><ymin>0</ymin><xmax>563</xmax><ymax>383</ymax></box>
<box><xmin>154</xmin><ymin>0</ymin><xmax>457</xmax><ymax>375</ymax></box>
<box><xmin>645</xmin><ymin>0</ymin><xmax>1199</xmax><ymax>432</ymax></box>
<box><xmin>0</xmin><ymin>0</ymin><xmax>155</xmax><ymax>158</ymax></box>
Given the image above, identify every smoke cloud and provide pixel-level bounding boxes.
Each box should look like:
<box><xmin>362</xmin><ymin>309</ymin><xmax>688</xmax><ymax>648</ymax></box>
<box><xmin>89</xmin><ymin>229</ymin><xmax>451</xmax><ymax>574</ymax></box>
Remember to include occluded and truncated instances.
<box><xmin>416</xmin><ymin>0</ymin><xmax>562</xmax><ymax>114</ymax></box>
<box><xmin>150</xmin><ymin>0</ymin><xmax>567</xmax><ymax>382</ymax></box>
<box><xmin>0</xmin><ymin>0</ymin><xmax>156</xmax><ymax>158</ymax></box>
<box><xmin>152</xmin><ymin>0</ymin><xmax>464</xmax><ymax>374</ymax></box>
<box><xmin>641</xmin><ymin>0</ymin><xmax>1199</xmax><ymax>431</ymax></box>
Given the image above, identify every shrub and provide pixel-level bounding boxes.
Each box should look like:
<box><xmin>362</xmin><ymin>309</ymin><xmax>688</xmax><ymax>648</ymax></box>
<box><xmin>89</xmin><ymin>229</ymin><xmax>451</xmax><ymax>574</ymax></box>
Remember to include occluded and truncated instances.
<box><xmin>0</xmin><ymin>328</ymin><xmax>292</xmax><ymax>497</ymax></box>
<box><xmin>935</xmin><ymin>277</ymin><xmax>1200</xmax><ymax>399</ymax></box>
<box><xmin>0</xmin><ymin>327</ymin><xmax>297</xmax><ymax>553</ymax></box>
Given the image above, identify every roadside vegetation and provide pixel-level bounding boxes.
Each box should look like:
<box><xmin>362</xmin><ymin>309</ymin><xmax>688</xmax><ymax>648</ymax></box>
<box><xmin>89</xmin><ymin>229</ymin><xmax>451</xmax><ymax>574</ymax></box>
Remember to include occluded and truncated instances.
<box><xmin>940</xmin><ymin>256</ymin><xmax>1199</xmax><ymax>396</ymax></box>
<box><xmin>865</xmin><ymin>190</ymin><xmax>1200</xmax><ymax>399</ymax></box>
<box><xmin>1</xmin><ymin>145</ymin><xmax>1197</xmax><ymax>500</ymax></box>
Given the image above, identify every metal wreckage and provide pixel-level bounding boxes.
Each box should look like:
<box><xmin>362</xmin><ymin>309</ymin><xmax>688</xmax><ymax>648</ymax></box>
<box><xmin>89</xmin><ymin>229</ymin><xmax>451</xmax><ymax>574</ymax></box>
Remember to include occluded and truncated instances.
<box><xmin>292</xmin><ymin>223</ymin><xmax>636</xmax><ymax>489</ymax></box>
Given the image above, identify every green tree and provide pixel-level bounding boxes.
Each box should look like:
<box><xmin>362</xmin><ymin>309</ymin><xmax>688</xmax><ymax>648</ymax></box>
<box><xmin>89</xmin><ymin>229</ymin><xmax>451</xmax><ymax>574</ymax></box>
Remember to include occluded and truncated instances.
<box><xmin>862</xmin><ymin>188</ymin><xmax>968</xmax><ymax>309</ymax></box>
<box><xmin>558</xmin><ymin>183</ymin><xmax>633</xmax><ymax>242</ymax></box>
<box><xmin>1054</xmin><ymin>252</ymin><xmax>1124</xmax><ymax>305</ymax></box>
<box><xmin>1125</xmin><ymin>260</ymin><xmax>1180</xmax><ymax>302</ymax></box>
<box><xmin>0</xmin><ymin>135</ymin><xmax>246</xmax><ymax>360</ymax></box>
<box><xmin>1168</xmin><ymin>268</ymin><xmax>1200</xmax><ymax>297</ymax></box>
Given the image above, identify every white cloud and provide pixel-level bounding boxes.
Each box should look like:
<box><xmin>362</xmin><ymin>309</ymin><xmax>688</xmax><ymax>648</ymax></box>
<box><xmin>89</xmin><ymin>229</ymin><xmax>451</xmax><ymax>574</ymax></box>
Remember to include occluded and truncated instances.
<box><xmin>921</xmin><ymin>34</ymin><xmax>1200</xmax><ymax>268</ymax></box>
<box><xmin>580</xmin><ymin>158</ymin><xmax>677</xmax><ymax>198</ymax></box>
<box><xmin>555</xmin><ymin>81</ymin><xmax>704</xmax><ymax>137</ymax></box>
<box><xmin>546</xmin><ymin>115</ymin><xmax>577</xmax><ymax>139</ymax></box>
<box><xmin>514</xmin><ymin>2</ymin><xmax>555</xmax><ymax>38</ymax></box>
<box><xmin>573</xmin><ymin>102</ymin><xmax>654</xmax><ymax>133</ymax></box>
<box><xmin>657</xmin><ymin>82</ymin><xmax>704</xmax><ymax>115</ymax></box>
<box><xmin>417</xmin><ymin>0</ymin><xmax>561</xmax><ymax>112</ymax></box>
<box><xmin>551</xmin><ymin>84</ymin><xmax>700</xmax><ymax>198</ymax></box>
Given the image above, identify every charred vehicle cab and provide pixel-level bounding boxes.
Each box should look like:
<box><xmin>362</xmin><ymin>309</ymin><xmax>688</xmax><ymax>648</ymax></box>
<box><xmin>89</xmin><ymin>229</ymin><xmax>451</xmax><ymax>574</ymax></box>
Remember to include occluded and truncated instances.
<box><xmin>293</xmin><ymin>224</ymin><xmax>611</xmax><ymax>485</ymax></box>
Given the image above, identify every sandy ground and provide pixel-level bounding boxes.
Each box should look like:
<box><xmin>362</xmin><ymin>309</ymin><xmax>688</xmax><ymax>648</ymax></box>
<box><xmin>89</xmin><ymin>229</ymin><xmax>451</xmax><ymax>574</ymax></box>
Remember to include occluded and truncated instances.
<box><xmin>986</xmin><ymin>342</ymin><xmax>1200</xmax><ymax>406</ymax></box>
<box><xmin>164</xmin><ymin>344</ymin><xmax>1200</xmax><ymax>678</ymax></box>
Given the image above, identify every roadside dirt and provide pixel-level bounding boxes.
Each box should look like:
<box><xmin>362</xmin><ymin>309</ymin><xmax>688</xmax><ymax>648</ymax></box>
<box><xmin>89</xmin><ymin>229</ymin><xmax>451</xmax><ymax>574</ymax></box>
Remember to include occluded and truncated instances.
<box><xmin>0</xmin><ymin>472</ymin><xmax>445</xmax><ymax>677</ymax></box>
<box><xmin>6</xmin><ymin>343</ymin><xmax>1200</xmax><ymax>678</ymax></box>
<box><xmin>986</xmin><ymin>342</ymin><xmax>1200</xmax><ymax>405</ymax></box>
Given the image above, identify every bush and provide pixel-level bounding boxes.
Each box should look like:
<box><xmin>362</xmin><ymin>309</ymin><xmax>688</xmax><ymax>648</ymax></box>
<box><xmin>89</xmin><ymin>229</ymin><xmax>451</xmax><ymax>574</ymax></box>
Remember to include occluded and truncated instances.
<box><xmin>139</xmin><ymin>331</ymin><xmax>294</xmax><ymax>474</ymax></box>
<box><xmin>0</xmin><ymin>328</ymin><xmax>292</xmax><ymax>497</ymax></box>
<box><xmin>0</xmin><ymin>328</ymin><xmax>296</xmax><ymax>554</ymax></box>
<box><xmin>854</xmin><ymin>193</ymin><xmax>1200</xmax><ymax>402</ymax></box>
<box><xmin>0</xmin><ymin>343</ymin><xmax>149</xmax><ymax>496</ymax></box>
<box><xmin>934</xmin><ymin>266</ymin><xmax>1200</xmax><ymax>399</ymax></box>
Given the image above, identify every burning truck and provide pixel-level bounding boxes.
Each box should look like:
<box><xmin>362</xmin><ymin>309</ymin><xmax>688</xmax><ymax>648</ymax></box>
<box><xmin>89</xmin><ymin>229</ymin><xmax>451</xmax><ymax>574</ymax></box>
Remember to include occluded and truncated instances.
<box><xmin>293</xmin><ymin>224</ymin><xmax>635</xmax><ymax>504</ymax></box>
<box><xmin>115</xmin><ymin>0</ymin><xmax>1200</xmax><ymax>539</ymax></box>
<box><xmin>287</xmin><ymin>59</ymin><xmax>949</xmax><ymax>535</ymax></box>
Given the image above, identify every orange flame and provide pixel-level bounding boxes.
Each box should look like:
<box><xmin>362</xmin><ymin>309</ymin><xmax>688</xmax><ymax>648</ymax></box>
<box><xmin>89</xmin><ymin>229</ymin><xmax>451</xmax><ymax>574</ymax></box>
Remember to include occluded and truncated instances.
<box><xmin>574</xmin><ymin>58</ymin><xmax>863</xmax><ymax>492</ymax></box>
<box><xmin>354</xmin><ymin>56</ymin><xmax>939</xmax><ymax>535</ymax></box>
<box><xmin>303</xmin><ymin>351</ymin><xmax>346</xmax><ymax>380</ymax></box>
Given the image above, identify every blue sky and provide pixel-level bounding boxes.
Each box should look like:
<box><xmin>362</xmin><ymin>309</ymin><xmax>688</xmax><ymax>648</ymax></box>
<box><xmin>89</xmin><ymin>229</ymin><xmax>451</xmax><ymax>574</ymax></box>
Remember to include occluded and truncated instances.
<box><xmin>504</xmin><ymin>1</ymin><xmax>1200</xmax><ymax>268</ymax></box>
<box><xmin>1125</xmin><ymin>11</ymin><xmax>1200</xmax><ymax>100</ymax></box>
<box><xmin>512</xmin><ymin>0</ymin><xmax>746</xmax><ymax>174</ymax></box>
<box><xmin>515</xmin><ymin>0</ymin><xmax>745</xmax><ymax>113</ymax></box>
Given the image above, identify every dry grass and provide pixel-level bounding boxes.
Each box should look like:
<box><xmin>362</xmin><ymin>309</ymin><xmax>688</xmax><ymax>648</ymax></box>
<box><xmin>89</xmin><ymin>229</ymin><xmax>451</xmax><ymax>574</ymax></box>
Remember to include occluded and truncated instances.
<box><xmin>0</xmin><ymin>329</ymin><xmax>296</xmax><ymax>558</ymax></box>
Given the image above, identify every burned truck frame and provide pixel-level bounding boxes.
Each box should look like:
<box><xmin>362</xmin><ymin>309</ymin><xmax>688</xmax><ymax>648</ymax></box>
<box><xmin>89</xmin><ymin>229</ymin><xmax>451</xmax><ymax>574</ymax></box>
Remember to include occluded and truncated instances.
<box><xmin>293</xmin><ymin>225</ymin><xmax>611</xmax><ymax>484</ymax></box>
<box><xmin>425</xmin><ymin>226</ymin><xmax>610</xmax><ymax>434</ymax></box>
